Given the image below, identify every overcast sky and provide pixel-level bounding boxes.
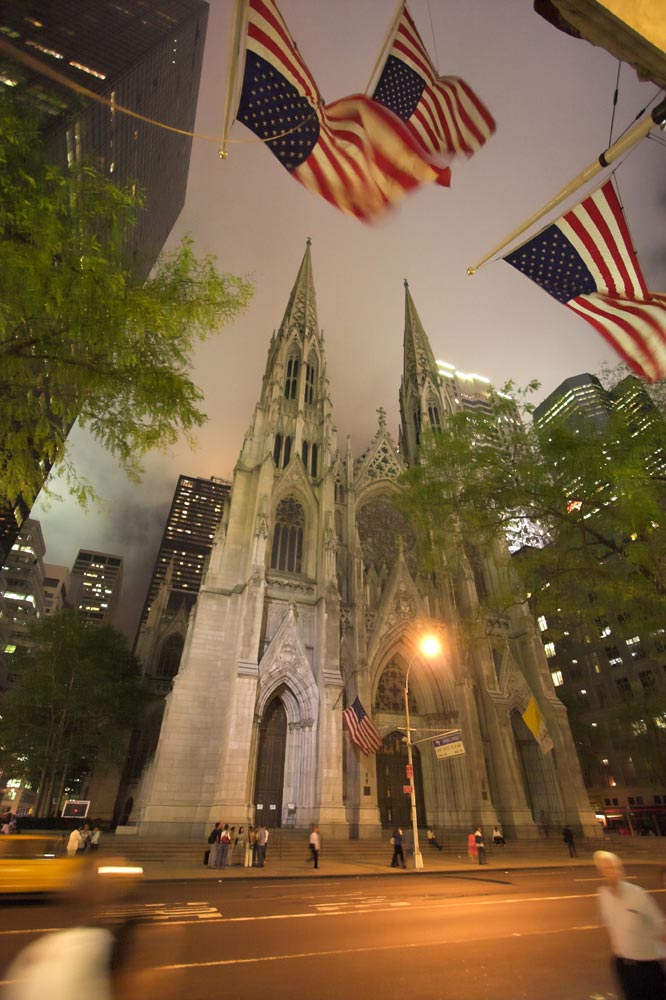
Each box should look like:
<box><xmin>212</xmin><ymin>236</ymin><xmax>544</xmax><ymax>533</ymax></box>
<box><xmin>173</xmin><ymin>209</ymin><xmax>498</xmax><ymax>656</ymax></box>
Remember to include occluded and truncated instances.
<box><xmin>35</xmin><ymin>0</ymin><xmax>666</xmax><ymax>639</ymax></box>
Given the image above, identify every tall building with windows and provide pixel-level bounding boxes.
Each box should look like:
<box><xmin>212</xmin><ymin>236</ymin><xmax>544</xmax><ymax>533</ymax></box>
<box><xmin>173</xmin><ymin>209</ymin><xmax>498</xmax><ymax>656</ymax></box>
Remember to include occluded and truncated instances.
<box><xmin>42</xmin><ymin>564</ymin><xmax>71</xmax><ymax>616</ymax></box>
<box><xmin>532</xmin><ymin>371</ymin><xmax>666</xmax><ymax>833</ymax></box>
<box><xmin>0</xmin><ymin>519</ymin><xmax>47</xmax><ymax>687</ymax></box>
<box><xmin>129</xmin><ymin>244</ymin><xmax>593</xmax><ymax>840</ymax></box>
<box><xmin>68</xmin><ymin>550</ymin><xmax>123</xmax><ymax>627</ymax></box>
<box><xmin>0</xmin><ymin>0</ymin><xmax>209</xmax><ymax>562</ymax></box>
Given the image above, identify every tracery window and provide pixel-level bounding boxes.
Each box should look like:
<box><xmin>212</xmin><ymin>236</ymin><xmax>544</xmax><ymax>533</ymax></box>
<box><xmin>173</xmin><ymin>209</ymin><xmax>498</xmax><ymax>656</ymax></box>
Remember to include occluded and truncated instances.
<box><xmin>374</xmin><ymin>659</ymin><xmax>417</xmax><ymax>713</ymax></box>
<box><xmin>413</xmin><ymin>408</ymin><xmax>421</xmax><ymax>446</ymax></box>
<box><xmin>334</xmin><ymin>477</ymin><xmax>345</xmax><ymax>504</ymax></box>
<box><xmin>285</xmin><ymin>354</ymin><xmax>299</xmax><ymax>400</ymax></box>
<box><xmin>304</xmin><ymin>353</ymin><xmax>317</xmax><ymax>405</ymax></box>
<box><xmin>271</xmin><ymin>497</ymin><xmax>304</xmax><ymax>573</ymax></box>
<box><xmin>302</xmin><ymin>440</ymin><xmax>309</xmax><ymax>467</ymax></box>
<box><xmin>283</xmin><ymin>435</ymin><xmax>292</xmax><ymax>467</ymax></box>
<box><xmin>427</xmin><ymin>402</ymin><xmax>441</xmax><ymax>430</ymax></box>
<box><xmin>311</xmin><ymin>443</ymin><xmax>318</xmax><ymax>477</ymax></box>
<box><xmin>273</xmin><ymin>434</ymin><xmax>282</xmax><ymax>466</ymax></box>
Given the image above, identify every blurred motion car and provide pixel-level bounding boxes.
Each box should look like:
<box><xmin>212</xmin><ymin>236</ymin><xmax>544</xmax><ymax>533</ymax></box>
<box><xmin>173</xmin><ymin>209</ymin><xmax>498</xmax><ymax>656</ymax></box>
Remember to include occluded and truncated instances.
<box><xmin>0</xmin><ymin>834</ymin><xmax>80</xmax><ymax>896</ymax></box>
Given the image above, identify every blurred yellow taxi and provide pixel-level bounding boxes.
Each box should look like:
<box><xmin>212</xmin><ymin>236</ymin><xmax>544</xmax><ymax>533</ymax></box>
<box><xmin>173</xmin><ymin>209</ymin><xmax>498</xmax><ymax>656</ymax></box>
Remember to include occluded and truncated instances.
<box><xmin>0</xmin><ymin>834</ymin><xmax>81</xmax><ymax>895</ymax></box>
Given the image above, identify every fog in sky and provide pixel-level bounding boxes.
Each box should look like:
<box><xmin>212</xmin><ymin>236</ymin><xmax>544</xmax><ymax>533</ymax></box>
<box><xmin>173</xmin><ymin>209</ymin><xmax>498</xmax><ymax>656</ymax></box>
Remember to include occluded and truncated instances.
<box><xmin>36</xmin><ymin>0</ymin><xmax>666</xmax><ymax>640</ymax></box>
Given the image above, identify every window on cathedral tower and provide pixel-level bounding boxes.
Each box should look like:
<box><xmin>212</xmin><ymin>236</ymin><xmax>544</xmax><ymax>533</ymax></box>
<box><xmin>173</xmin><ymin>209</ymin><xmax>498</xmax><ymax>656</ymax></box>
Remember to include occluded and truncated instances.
<box><xmin>285</xmin><ymin>355</ymin><xmax>299</xmax><ymax>400</ymax></box>
<box><xmin>273</xmin><ymin>434</ymin><xmax>282</xmax><ymax>466</ymax></box>
<box><xmin>302</xmin><ymin>440</ymin><xmax>309</xmax><ymax>467</ymax></box>
<box><xmin>413</xmin><ymin>408</ymin><xmax>421</xmax><ymax>446</ymax></box>
<box><xmin>428</xmin><ymin>402</ymin><xmax>441</xmax><ymax>430</ymax></box>
<box><xmin>311</xmin><ymin>443</ymin><xmax>318</xmax><ymax>477</ymax></box>
<box><xmin>155</xmin><ymin>634</ymin><xmax>184</xmax><ymax>680</ymax></box>
<box><xmin>271</xmin><ymin>497</ymin><xmax>304</xmax><ymax>573</ymax></box>
<box><xmin>305</xmin><ymin>355</ymin><xmax>317</xmax><ymax>404</ymax></box>
<box><xmin>283</xmin><ymin>436</ymin><xmax>292</xmax><ymax>467</ymax></box>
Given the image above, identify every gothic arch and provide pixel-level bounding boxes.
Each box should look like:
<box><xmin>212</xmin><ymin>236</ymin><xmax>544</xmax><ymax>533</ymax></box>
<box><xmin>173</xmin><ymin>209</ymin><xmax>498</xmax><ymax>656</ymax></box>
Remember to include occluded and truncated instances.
<box><xmin>155</xmin><ymin>633</ymin><xmax>184</xmax><ymax>680</ymax></box>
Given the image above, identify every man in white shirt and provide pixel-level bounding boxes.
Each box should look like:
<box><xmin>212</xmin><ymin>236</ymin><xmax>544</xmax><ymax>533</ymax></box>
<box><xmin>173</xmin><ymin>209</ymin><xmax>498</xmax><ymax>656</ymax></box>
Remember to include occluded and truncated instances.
<box><xmin>308</xmin><ymin>825</ymin><xmax>321</xmax><ymax>869</ymax></box>
<box><xmin>594</xmin><ymin>850</ymin><xmax>666</xmax><ymax>999</ymax></box>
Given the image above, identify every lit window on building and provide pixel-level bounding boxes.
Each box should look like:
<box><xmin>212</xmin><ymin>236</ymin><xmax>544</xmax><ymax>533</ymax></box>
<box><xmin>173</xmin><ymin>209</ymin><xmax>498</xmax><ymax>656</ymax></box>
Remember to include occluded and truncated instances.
<box><xmin>537</xmin><ymin>615</ymin><xmax>547</xmax><ymax>632</ymax></box>
<box><xmin>551</xmin><ymin>669</ymin><xmax>563</xmax><ymax>687</ymax></box>
<box><xmin>544</xmin><ymin>642</ymin><xmax>555</xmax><ymax>658</ymax></box>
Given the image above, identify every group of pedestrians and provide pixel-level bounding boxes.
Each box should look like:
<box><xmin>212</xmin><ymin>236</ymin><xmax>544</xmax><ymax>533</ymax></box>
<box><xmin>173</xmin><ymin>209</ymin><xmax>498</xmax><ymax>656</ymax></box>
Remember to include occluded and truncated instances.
<box><xmin>66</xmin><ymin>822</ymin><xmax>101</xmax><ymax>857</ymax></box>
<box><xmin>206</xmin><ymin>822</ymin><xmax>269</xmax><ymax>869</ymax></box>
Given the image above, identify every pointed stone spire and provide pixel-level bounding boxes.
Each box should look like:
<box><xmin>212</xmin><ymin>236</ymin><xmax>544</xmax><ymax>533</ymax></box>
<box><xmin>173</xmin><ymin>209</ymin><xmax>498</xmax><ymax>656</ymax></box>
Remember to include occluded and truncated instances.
<box><xmin>278</xmin><ymin>238</ymin><xmax>319</xmax><ymax>340</ymax></box>
<box><xmin>399</xmin><ymin>281</ymin><xmax>448</xmax><ymax>466</ymax></box>
<box><xmin>403</xmin><ymin>279</ymin><xmax>439</xmax><ymax>386</ymax></box>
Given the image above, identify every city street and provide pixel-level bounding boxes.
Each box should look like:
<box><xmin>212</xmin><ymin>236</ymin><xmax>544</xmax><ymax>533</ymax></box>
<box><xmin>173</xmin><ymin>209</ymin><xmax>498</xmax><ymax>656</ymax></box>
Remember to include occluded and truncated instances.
<box><xmin>2</xmin><ymin>864</ymin><xmax>664</xmax><ymax>998</ymax></box>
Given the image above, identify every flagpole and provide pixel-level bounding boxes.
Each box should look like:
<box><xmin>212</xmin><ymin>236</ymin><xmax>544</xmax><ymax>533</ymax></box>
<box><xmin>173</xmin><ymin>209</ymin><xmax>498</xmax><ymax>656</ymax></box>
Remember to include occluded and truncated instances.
<box><xmin>219</xmin><ymin>0</ymin><xmax>248</xmax><ymax>158</ymax></box>
<box><xmin>365</xmin><ymin>0</ymin><xmax>405</xmax><ymax>94</ymax></box>
<box><xmin>467</xmin><ymin>96</ymin><xmax>666</xmax><ymax>275</ymax></box>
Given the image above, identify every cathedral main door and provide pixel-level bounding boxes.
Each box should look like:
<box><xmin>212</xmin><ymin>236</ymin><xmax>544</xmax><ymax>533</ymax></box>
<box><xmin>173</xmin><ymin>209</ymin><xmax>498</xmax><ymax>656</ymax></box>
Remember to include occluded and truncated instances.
<box><xmin>254</xmin><ymin>697</ymin><xmax>287</xmax><ymax>828</ymax></box>
<box><xmin>376</xmin><ymin>731</ymin><xmax>425</xmax><ymax>829</ymax></box>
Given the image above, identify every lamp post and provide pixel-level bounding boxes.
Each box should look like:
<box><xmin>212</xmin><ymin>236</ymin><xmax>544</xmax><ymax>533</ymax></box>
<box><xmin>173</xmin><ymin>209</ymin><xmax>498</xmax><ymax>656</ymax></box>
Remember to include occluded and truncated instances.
<box><xmin>404</xmin><ymin>633</ymin><xmax>441</xmax><ymax>871</ymax></box>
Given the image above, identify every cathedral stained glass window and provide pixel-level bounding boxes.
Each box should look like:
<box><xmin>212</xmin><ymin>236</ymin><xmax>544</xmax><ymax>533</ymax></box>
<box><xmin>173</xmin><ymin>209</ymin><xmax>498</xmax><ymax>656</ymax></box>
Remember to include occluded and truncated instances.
<box><xmin>271</xmin><ymin>497</ymin><xmax>304</xmax><ymax>573</ymax></box>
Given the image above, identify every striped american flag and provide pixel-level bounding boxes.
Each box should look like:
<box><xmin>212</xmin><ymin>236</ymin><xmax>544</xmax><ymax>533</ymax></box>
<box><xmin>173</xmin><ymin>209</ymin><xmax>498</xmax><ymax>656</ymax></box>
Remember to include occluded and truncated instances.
<box><xmin>236</xmin><ymin>0</ymin><xmax>443</xmax><ymax>221</ymax></box>
<box><xmin>342</xmin><ymin>697</ymin><xmax>383</xmax><ymax>756</ymax></box>
<box><xmin>505</xmin><ymin>180</ymin><xmax>666</xmax><ymax>382</ymax></box>
<box><xmin>372</xmin><ymin>3</ymin><xmax>496</xmax><ymax>184</ymax></box>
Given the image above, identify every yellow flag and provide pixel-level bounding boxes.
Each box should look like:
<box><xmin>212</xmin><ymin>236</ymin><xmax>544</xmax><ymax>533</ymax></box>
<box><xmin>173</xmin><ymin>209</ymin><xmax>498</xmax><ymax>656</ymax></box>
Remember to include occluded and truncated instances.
<box><xmin>522</xmin><ymin>696</ymin><xmax>554</xmax><ymax>754</ymax></box>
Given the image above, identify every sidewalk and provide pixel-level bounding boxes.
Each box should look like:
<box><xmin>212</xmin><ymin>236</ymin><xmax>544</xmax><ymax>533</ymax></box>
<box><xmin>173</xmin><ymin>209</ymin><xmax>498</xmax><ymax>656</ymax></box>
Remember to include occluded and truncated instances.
<box><xmin>123</xmin><ymin>838</ymin><xmax>666</xmax><ymax>882</ymax></box>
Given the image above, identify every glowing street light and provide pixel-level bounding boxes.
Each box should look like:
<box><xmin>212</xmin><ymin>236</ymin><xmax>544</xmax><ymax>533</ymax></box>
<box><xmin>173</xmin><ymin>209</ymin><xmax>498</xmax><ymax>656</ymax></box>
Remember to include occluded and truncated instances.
<box><xmin>405</xmin><ymin>631</ymin><xmax>441</xmax><ymax>870</ymax></box>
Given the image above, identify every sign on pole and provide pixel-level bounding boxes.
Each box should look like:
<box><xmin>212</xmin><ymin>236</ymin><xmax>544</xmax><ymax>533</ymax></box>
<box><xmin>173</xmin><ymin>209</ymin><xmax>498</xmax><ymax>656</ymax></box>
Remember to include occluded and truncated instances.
<box><xmin>402</xmin><ymin>785</ymin><xmax>412</xmax><ymax>794</ymax></box>
<box><xmin>405</xmin><ymin>764</ymin><xmax>413</xmax><ymax>778</ymax></box>
<box><xmin>433</xmin><ymin>730</ymin><xmax>466</xmax><ymax>760</ymax></box>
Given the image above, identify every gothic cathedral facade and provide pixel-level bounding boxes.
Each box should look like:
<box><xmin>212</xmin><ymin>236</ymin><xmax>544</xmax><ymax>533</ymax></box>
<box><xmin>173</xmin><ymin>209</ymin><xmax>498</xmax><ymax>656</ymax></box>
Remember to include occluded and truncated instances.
<box><xmin>137</xmin><ymin>243</ymin><xmax>595</xmax><ymax>839</ymax></box>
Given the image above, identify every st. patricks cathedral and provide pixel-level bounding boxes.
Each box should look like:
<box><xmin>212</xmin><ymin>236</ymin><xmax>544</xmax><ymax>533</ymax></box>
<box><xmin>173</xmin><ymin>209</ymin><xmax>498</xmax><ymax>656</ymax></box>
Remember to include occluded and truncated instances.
<box><xmin>135</xmin><ymin>242</ymin><xmax>595</xmax><ymax>840</ymax></box>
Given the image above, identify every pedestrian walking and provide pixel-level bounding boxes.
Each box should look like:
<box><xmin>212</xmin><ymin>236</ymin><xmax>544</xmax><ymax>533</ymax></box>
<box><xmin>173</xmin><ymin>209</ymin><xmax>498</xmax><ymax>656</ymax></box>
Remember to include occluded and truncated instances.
<box><xmin>403</xmin><ymin>827</ymin><xmax>414</xmax><ymax>866</ymax></box>
<box><xmin>308</xmin><ymin>825</ymin><xmax>321</xmax><ymax>869</ymax></box>
<box><xmin>467</xmin><ymin>831</ymin><xmax>478</xmax><ymax>862</ymax></box>
<box><xmin>562</xmin><ymin>825</ymin><xmax>577</xmax><ymax>858</ymax></box>
<box><xmin>89</xmin><ymin>825</ymin><xmax>102</xmax><ymax>852</ymax></box>
<box><xmin>474</xmin><ymin>828</ymin><xmax>487</xmax><ymax>865</ymax></box>
<box><xmin>207</xmin><ymin>822</ymin><xmax>221</xmax><ymax>868</ymax></box>
<box><xmin>254</xmin><ymin>824</ymin><xmax>267</xmax><ymax>867</ymax></box>
<box><xmin>216</xmin><ymin>824</ymin><xmax>231</xmax><ymax>868</ymax></box>
<box><xmin>390</xmin><ymin>828</ymin><xmax>406</xmax><ymax>869</ymax></box>
<box><xmin>594</xmin><ymin>850</ymin><xmax>666</xmax><ymax>1000</ymax></box>
<box><xmin>245</xmin><ymin>826</ymin><xmax>255</xmax><ymax>867</ymax></box>
<box><xmin>264</xmin><ymin>825</ymin><xmax>270</xmax><ymax>864</ymax></box>
<box><xmin>66</xmin><ymin>827</ymin><xmax>82</xmax><ymax>858</ymax></box>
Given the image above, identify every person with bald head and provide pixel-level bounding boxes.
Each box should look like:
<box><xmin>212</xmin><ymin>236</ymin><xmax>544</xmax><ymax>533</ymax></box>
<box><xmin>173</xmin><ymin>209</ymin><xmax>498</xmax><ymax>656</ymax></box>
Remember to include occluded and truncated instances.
<box><xmin>594</xmin><ymin>850</ymin><xmax>666</xmax><ymax>999</ymax></box>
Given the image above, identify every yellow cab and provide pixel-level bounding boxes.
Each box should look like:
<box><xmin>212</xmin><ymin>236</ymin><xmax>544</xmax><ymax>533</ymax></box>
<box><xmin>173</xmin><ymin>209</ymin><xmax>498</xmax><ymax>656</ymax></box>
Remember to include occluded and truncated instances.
<box><xmin>0</xmin><ymin>834</ymin><xmax>82</xmax><ymax>896</ymax></box>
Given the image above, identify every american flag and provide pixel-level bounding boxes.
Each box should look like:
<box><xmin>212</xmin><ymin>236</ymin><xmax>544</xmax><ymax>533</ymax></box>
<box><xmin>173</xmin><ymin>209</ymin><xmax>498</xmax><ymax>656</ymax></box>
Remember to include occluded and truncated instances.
<box><xmin>504</xmin><ymin>180</ymin><xmax>666</xmax><ymax>382</ymax></box>
<box><xmin>372</xmin><ymin>3</ymin><xmax>495</xmax><ymax>185</ymax></box>
<box><xmin>342</xmin><ymin>697</ymin><xmax>383</xmax><ymax>756</ymax></box>
<box><xmin>236</xmin><ymin>0</ymin><xmax>443</xmax><ymax>221</ymax></box>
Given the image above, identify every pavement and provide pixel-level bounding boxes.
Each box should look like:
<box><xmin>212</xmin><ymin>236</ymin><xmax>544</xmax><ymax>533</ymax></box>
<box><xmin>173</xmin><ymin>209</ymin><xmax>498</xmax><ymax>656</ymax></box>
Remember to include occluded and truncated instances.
<box><xmin>115</xmin><ymin>836</ymin><xmax>666</xmax><ymax>882</ymax></box>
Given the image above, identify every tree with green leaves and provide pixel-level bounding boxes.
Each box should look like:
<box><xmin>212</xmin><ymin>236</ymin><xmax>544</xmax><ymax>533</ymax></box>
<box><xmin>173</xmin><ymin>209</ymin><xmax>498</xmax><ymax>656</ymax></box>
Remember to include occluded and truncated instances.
<box><xmin>0</xmin><ymin>90</ymin><xmax>254</xmax><ymax>514</ymax></box>
<box><xmin>0</xmin><ymin>611</ymin><xmax>146</xmax><ymax>816</ymax></box>
<box><xmin>398</xmin><ymin>378</ymin><xmax>666</xmax><ymax>636</ymax></box>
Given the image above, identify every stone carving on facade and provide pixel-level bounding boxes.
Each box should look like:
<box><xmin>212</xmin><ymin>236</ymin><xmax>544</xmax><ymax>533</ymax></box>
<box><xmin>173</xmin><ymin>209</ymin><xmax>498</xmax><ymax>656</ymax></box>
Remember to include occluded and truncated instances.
<box><xmin>265</xmin><ymin>576</ymin><xmax>315</xmax><ymax>595</ymax></box>
<box><xmin>339</xmin><ymin>605</ymin><xmax>352</xmax><ymax>633</ymax></box>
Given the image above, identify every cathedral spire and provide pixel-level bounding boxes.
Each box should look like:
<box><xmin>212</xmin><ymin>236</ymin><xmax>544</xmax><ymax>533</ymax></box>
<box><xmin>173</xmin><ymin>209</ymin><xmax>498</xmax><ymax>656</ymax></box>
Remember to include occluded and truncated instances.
<box><xmin>403</xmin><ymin>279</ymin><xmax>439</xmax><ymax>385</ymax></box>
<box><xmin>278</xmin><ymin>238</ymin><xmax>319</xmax><ymax>341</ymax></box>
<box><xmin>399</xmin><ymin>281</ymin><xmax>447</xmax><ymax>465</ymax></box>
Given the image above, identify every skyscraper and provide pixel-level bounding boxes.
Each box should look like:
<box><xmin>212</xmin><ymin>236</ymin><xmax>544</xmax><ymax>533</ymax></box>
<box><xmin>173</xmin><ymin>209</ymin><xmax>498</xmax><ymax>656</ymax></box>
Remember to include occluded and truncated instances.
<box><xmin>0</xmin><ymin>0</ymin><xmax>209</xmax><ymax>560</ymax></box>
<box><xmin>68</xmin><ymin>550</ymin><xmax>123</xmax><ymax>627</ymax></box>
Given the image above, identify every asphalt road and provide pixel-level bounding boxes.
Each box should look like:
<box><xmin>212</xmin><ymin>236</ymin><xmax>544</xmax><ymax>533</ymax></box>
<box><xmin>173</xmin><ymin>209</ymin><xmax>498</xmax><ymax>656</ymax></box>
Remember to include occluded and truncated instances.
<box><xmin>1</xmin><ymin>865</ymin><xmax>664</xmax><ymax>999</ymax></box>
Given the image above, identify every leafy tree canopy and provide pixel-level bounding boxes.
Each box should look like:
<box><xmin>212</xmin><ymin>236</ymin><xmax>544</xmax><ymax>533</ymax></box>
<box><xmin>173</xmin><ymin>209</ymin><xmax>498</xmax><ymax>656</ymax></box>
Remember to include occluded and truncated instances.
<box><xmin>397</xmin><ymin>374</ymin><xmax>666</xmax><ymax>638</ymax></box>
<box><xmin>0</xmin><ymin>91</ymin><xmax>254</xmax><ymax>509</ymax></box>
<box><xmin>0</xmin><ymin>611</ymin><xmax>146</xmax><ymax>816</ymax></box>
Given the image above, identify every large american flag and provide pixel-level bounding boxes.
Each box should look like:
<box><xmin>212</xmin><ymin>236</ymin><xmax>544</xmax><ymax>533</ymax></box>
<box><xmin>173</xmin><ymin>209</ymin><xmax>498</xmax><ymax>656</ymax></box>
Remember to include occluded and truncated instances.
<box><xmin>342</xmin><ymin>697</ymin><xmax>383</xmax><ymax>756</ymax></box>
<box><xmin>236</xmin><ymin>0</ymin><xmax>443</xmax><ymax>221</ymax></box>
<box><xmin>372</xmin><ymin>3</ymin><xmax>495</xmax><ymax>185</ymax></box>
<box><xmin>504</xmin><ymin>180</ymin><xmax>666</xmax><ymax>382</ymax></box>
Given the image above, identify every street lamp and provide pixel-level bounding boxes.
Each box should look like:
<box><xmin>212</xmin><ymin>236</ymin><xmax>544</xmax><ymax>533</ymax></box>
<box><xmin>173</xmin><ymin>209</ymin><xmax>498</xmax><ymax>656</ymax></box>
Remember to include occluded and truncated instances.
<box><xmin>405</xmin><ymin>632</ymin><xmax>441</xmax><ymax>870</ymax></box>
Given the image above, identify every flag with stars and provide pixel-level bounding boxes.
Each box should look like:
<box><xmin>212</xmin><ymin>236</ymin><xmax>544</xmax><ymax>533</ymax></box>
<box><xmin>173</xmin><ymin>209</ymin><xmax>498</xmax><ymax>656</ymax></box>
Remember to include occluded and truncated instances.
<box><xmin>343</xmin><ymin>697</ymin><xmax>383</xmax><ymax>756</ymax></box>
<box><xmin>504</xmin><ymin>180</ymin><xmax>666</xmax><ymax>382</ymax></box>
<box><xmin>372</xmin><ymin>3</ymin><xmax>495</xmax><ymax>185</ymax></box>
<box><xmin>236</xmin><ymin>0</ymin><xmax>444</xmax><ymax>221</ymax></box>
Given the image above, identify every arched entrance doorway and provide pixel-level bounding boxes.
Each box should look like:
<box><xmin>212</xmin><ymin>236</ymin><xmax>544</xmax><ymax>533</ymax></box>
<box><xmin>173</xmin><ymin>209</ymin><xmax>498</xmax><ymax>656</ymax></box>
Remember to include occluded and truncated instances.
<box><xmin>254</xmin><ymin>697</ymin><xmax>287</xmax><ymax>828</ymax></box>
<box><xmin>376</xmin><ymin>731</ymin><xmax>425</xmax><ymax>829</ymax></box>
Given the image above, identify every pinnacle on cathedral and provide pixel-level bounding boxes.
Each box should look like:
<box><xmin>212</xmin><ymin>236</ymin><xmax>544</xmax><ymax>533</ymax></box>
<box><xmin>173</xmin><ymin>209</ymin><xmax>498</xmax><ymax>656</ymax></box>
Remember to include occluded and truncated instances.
<box><xmin>278</xmin><ymin>238</ymin><xmax>319</xmax><ymax>341</ymax></box>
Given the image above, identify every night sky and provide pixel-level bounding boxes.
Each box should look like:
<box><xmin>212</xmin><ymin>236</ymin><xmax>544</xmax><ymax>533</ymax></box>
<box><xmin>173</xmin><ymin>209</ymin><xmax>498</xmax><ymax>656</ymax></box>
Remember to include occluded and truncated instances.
<box><xmin>35</xmin><ymin>0</ymin><xmax>666</xmax><ymax>639</ymax></box>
